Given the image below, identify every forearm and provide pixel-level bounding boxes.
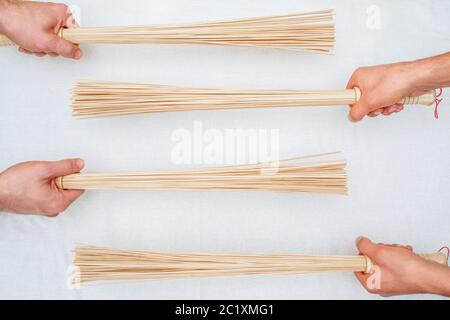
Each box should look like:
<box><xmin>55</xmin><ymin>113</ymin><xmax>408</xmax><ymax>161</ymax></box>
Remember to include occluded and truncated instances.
<box><xmin>410</xmin><ymin>52</ymin><xmax>450</xmax><ymax>91</ymax></box>
<box><xmin>419</xmin><ymin>263</ymin><xmax>450</xmax><ymax>297</ymax></box>
<box><xmin>0</xmin><ymin>0</ymin><xmax>19</xmax><ymax>33</ymax></box>
<box><xmin>0</xmin><ymin>0</ymin><xmax>17</xmax><ymax>11</ymax></box>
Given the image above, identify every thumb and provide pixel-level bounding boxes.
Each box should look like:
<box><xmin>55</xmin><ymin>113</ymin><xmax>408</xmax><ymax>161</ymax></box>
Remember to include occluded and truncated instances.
<box><xmin>47</xmin><ymin>158</ymin><xmax>85</xmax><ymax>178</ymax></box>
<box><xmin>50</xmin><ymin>35</ymin><xmax>82</xmax><ymax>59</ymax></box>
<box><xmin>354</xmin><ymin>236</ymin><xmax>383</xmax><ymax>293</ymax></box>
<box><xmin>354</xmin><ymin>271</ymin><xmax>371</xmax><ymax>290</ymax></box>
<box><xmin>349</xmin><ymin>97</ymin><xmax>371</xmax><ymax>122</ymax></box>
<box><xmin>355</xmin><ymin>236</ymin><xmax>379</xmax><ymax>259</ymax></box>
<box><xmin>61</xmin><ymin>189</ymin><xmax>85</xmax><ymax>205</ymax></box>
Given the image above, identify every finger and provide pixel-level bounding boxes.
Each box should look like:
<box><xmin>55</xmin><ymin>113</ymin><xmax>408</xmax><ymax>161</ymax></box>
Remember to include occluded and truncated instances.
<box><xmin>61</xmin><ymin>189</ymin><xmax>85</xmax><ymax>205</ymax></box>
<box><xmin>33</xmin><ymin>52</ymin><xmax>47</xmax><ymax>57</ymax></box>
<box><xmin>383</xmin><ymin>244</ymin><xmax>406</xmax><ymax>249</ymax></box>
<box><xmin>50</xmin><ymin>4</ymin><xmax>83</xmax><ymax>60</ymax></box>
<box><xmin>410</xmin><ymin>89</ymin><xmax>430</xmax><ymax>97</ymax></box>
<box><xmin>394</xmin><ymin>104</ymin><xmax>404</xmax><ymax>113</ymax></box>
<box><xmin>346</xmin><ymin>69</ymin><xmax>360</xmax><ymax>90</ymax></box>
<box><xmin>61</xmin><ymin>9</ymin><xmax>83</xmax><ymax>60</ymax></box>
<box><xmin>376</xmin><ymin>243</ymin><xmax>414</xmax><ymax>253</ymax></box>
<box><xmin>18</xmin><ymin>47</ymin><xmax>32</xmax><ymax>55</ymax></box>
<box><xmin>382</xmin><ymin>104</ymin><xmax>404</xmax><ymax>116</ymax></box>
<box><xmin>348</xmin><ymin>97</ymin><xmax>371</xmax><ymax>122</ymax></box>
<box><xmin>382</xmin><ymin>106</ymin><xmax>397</xmax><ymax>116</ymax></box>
<box><xmin>355</xmin><ymin>236</ymin><xmax>379</xmax><ymax>258</ymax></box>
<box><xmin>368</xmin><ymin>108</ymin><xmax>383</xmax><ymax>117</ymax></box>
<box><xmin>48</xmin><ymin>52</ymin><xmax>59</xmax><ymax>57</ymax></box>
<box><xmin>50</xmin><ymin>35</ymin><xmax>83</xmax><ymax>59</ymax></box>
<box><xmin>354</xmin><ymin>271</ymin><xmax>370</xmax><ymax>285</ymax></box>
<box><xmin>354</xmin><ymin>272</ymin><xmax>371</xmax><ymax>291</ymax></box>
<box><xmin>47</xmin><ymin>158</ymin><xmax>85</xmax><ymax>178</ymax></box>
<box><xmin>398</xmin><ymin>244</ymin><xmax>413</xmax><ymax>251</ymax></box>
<box><xmin>391</xmin><ymin>244</ymin><xmax>413</xmax><ymax>251</ymax></box>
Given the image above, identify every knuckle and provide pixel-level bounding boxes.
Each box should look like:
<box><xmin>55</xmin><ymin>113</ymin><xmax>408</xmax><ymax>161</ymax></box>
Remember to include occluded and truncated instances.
<box><xmin>55</xmin><ymin>3</ymin><xmax>69</xmax><ymax>12</ymax></box>
<box><xmin>354</xmin><ymin>67</ymin><xmax>366</xmax><ymax>75</ymax></box>
<box><xmin>351</xmin><ymin>68</ymin><xmax>366</xmax><ymax>83</ymax></box>
<box><xmin>26</xmin><ymin>160</ymin><xmax>41</xmax><ymax>167</ymax></box>
<box><xmin>37</xmin><ymin>163</ymin><xmax>53</xmax><ymax>177</ymax></box>
<box><xmin>373</xmin><ymin>247</ymin><xmax>387</xmax><ymax>261</ymax></box>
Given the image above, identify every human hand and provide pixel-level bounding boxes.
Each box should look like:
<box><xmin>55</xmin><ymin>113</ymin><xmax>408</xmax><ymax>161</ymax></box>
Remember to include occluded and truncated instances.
<box><xmin>0</xmin><ymin>159</ymin><xmax>85</xmax><ymax>217</ymax></box>
<box><xmin>0</xmin><ymin>0</ymin><xmax>82</xmax><ymax>59</ymax></box>
<box><xmin>354</xmin><ymin>236</ymin><xmax>450</xmax><ymax>297</ymax></box>
<box><xmin>346</xmin><ymin>62</ymin><xmax>431</xmax><ymax>122</ymax></box>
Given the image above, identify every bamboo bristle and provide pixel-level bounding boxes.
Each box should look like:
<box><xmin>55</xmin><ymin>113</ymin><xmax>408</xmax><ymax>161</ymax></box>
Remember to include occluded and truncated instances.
<box><xmin>59</xmin><ymin>153</ymin><xmax>348</xmax><ymax>195</ymax></box>
<box><xmin>72</xmin><ymin>81</ymin><xmax>356</xmax><ymax>119</ymax></box>
<box><xmin>61</xmin><ymin>10</ymin><xmax>334</xmax><ymax>53</ymax></box>
<box><xmin>72</xmin><ymin>245</ymin><xmax>368</xmax><ymax>284</ymax></box>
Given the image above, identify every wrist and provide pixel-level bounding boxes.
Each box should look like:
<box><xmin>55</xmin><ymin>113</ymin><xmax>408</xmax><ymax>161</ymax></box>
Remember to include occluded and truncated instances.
<box><xmin>407</xmin><ymin>59</ymin><xmax>436</xmax><ymax>92</ymax></box>
<box><xmin>388</xmin><ymin>61</ymin><xmax>425</xmax><ymax>94</ymax></box>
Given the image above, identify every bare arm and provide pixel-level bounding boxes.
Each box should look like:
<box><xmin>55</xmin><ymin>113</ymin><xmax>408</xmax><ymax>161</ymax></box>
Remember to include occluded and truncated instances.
<box><xmin>347</xmin><ymin>52</ymin><xmax>450</xmax><ymax>121</ymax></box>
<box><xmin>414</xmin><ymin>52</ymin><xmax>450</xmax><ymax>89</ymax></box>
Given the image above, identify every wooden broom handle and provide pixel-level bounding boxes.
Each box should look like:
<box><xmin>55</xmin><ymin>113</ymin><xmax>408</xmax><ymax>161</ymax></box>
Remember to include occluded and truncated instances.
<box><xmin>0</xmin><ymin>34</ymin><xmax>15</xmax><ymax>46</ymax></box>
<box><xmin>364</xmin><ymin>252</ymin><xmax>448</xmax><ymax>273</ymax></box>
<box><xmin>56</xmin><ymin>176</ymin><xmax>64</xmax><ymax>189</ymax></box>
<box><xmin>353</xmin><ymin>87</ymin><xmax>436</xmax><ymax>106</ymax></box>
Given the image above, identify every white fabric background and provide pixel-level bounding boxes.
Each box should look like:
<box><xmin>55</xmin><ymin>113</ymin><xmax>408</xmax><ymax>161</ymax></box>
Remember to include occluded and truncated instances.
<box><xmin>0</xmin><ymin>0</ymin><xmax>449</xmax><ymax>299</ymax></box>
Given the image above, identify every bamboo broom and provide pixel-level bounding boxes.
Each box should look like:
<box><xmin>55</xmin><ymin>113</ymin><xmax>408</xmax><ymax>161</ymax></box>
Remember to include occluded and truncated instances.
<box><xmin>0</xmin><ymin>10</ymin><xmax>334</xmax><ymax>53</ymax></box>
<box><xmin>56</xmin><ymin>153</ymin><xmax>347</xmax><ymax>195</ymax></box>
<box><xmin>71</xmin><ymin>81</ymin><xmax>437</xmax><ymax>119</ymax></box>
<box><xmin>72</xmin><ymin>245</ymin><xmax>448</xmax><ymax>284</ymax></box>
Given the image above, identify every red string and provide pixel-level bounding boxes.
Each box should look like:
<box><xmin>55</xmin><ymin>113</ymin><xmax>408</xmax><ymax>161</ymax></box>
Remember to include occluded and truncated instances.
<box><xmin>434</xmin><ymin>88</ymin><xmax>443</xmax><ymax>119</ymax></box>
<box><xmin>438</xmin><ymin>246</ymin><xmax>450</xmax><ymax>259</ymax></box>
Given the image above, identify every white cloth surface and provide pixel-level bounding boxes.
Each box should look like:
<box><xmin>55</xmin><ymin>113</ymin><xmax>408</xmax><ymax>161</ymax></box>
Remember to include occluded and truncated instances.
<box><xmin>0</xmin><ymin>0</ymin><xmax>449</xmax><ymax>299</ymax></box>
